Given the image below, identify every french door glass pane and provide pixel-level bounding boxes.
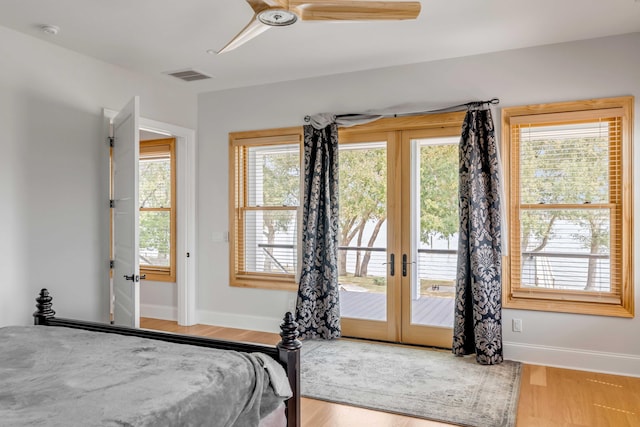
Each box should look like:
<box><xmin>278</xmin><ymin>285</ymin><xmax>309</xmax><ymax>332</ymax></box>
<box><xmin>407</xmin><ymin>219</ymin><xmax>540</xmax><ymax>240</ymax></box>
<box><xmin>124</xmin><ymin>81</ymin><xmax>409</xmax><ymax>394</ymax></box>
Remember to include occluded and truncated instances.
<box><xmin>338</xmin><ymin>142</ymin><xmax>388</xmax><ymax>321</ymax></box>
<box><xmin>410</xmin><ymin>137</ymin><xmax>458</xmax><ymax>328</ymax></box>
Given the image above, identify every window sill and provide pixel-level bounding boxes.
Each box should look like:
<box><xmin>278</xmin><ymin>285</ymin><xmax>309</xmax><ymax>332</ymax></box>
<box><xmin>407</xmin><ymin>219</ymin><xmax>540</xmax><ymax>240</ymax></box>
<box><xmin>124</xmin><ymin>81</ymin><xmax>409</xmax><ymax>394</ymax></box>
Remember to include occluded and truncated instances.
<box><xmin>141</xmin><ymin>269</ymin><xmax>175</xmax><ymax>283</ymax></box>
<box><xmin>503</xmin><ymin>294</ymin><xmax>634</xmax><ymax>318</ymax></box>
<box><xmin>231</xmin><ymin>275</ymin><xmax>298</xmax><ymax>292</ymax></box>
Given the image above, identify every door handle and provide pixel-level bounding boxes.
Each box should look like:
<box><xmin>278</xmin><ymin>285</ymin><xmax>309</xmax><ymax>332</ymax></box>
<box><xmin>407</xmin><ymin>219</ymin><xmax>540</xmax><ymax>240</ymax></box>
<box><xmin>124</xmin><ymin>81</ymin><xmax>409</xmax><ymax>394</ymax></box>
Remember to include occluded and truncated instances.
<box><xmin>383</xmin><ymin>254</ymin><xmax>395</xmax><ymax>276</ymax></box>
<box><xmin>402</xmin><ymin>254</ymin><xmax>417</xmax><ymax>277</ymax></box>
<box><xmin>124</xmin><ymin>274</ymin><xmax>146</xmax><ymax>282</ymax></box>
<box><xmin>403</xmin><ymin>254</ymin><xmax>407</xmax><ymax>276</ymax></box>
<box><xmin>402</xmin><ymin>254</ymin><xmax>415</xmax><ymax>277</ymax></box>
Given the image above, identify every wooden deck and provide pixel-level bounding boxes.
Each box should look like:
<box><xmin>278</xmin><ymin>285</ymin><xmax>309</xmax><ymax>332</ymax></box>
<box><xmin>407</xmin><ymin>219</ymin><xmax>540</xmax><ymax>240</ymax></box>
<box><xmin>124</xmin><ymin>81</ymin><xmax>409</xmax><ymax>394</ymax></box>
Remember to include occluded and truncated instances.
<box><xmin>339</xmin><ymin>290</ymin><xmax>454</xmax><ymax>328</ymax></box>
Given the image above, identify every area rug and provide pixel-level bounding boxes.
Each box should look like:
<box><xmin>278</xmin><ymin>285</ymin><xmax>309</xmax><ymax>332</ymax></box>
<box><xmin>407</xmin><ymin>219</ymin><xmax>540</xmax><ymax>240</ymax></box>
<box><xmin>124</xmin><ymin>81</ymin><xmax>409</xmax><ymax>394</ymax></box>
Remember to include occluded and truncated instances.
<box><xmin>300</xmin><ymin>339</ymin><xmax>521</xmax><ymax>427</ymax></box>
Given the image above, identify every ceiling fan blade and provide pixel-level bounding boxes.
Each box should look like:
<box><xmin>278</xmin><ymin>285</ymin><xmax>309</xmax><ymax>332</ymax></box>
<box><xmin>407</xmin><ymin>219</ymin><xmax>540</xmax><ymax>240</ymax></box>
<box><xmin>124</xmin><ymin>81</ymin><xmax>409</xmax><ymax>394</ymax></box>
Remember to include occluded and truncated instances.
<box><xmin>217</xmin><ymin>15</ymin><xmax>271</xmax><ymax>54</ymax></box>
<box><xmin>292</xmin><ymin>1</ymin><xmax>421</xmax><ymax>21</ymax></box>
<box><xmin>246</xmin><ymin>0</ymin><xmax>288</xmax><ymax>14</ymax></box>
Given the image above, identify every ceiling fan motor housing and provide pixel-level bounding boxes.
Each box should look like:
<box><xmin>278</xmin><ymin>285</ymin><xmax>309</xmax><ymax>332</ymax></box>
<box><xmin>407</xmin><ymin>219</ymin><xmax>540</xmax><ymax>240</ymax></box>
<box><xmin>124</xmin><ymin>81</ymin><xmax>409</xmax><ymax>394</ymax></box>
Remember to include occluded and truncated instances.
<box><xmin>258</xmin><ymin>9</ymin><xmax>298</xmax><ymax>26</ymax></box>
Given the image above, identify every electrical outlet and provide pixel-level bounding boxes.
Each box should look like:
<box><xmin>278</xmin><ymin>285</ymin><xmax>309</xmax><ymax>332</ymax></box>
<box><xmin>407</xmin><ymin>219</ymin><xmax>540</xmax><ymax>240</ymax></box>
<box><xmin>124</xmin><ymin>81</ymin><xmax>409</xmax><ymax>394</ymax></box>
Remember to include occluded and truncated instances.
<box><xmin>512</xmin><ymin>318</ymin><xmax>523</xmax><ymax>332</ymax></box>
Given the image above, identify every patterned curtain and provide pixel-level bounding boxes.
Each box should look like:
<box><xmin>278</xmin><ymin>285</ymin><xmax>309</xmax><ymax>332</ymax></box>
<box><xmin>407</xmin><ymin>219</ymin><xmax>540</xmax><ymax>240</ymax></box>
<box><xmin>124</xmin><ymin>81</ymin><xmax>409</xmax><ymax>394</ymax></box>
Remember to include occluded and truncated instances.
<box><xmin>452</xmin><ymin>108</ymin><xmax>503</xmax><ymax>365</ymax></box>
<box><xmin>295</xmin><ymin>123</ymin><xmax>341</xmax><ymax>340</ymax></box>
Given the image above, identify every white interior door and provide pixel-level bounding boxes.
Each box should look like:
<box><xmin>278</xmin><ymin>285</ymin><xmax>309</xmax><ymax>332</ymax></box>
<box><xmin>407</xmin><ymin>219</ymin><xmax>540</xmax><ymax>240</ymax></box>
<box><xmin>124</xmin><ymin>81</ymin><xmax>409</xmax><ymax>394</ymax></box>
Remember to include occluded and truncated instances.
<box><xmin>111</xmin><ymin>96</ymin><xmax>140</xmax><ymax>328</ymax></box>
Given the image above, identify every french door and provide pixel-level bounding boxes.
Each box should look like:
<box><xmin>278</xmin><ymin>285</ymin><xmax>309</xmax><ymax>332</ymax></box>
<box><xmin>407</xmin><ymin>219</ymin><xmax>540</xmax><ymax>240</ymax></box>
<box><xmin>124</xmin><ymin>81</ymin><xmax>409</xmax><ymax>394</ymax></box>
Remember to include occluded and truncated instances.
<box><xmin>338</xmin><ymin>113</ymin><xmax>464</xmax><ymax>348</ymax></box>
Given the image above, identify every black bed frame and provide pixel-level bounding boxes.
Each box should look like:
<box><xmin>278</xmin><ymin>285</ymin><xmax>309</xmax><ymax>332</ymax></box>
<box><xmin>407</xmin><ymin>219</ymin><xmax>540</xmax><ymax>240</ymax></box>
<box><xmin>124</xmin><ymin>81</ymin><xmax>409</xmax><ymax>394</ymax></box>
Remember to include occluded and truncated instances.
<box><xmin>32</xmin><ymin>289</ymin><xmax>301</xmax><ymax>427</ymax></box>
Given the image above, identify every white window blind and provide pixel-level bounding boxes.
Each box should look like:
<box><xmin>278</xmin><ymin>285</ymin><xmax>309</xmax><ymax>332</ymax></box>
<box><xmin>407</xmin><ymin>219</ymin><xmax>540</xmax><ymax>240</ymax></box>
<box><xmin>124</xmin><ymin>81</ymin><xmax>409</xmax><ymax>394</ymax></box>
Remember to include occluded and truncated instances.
<box><xmin>510</xmin><ymin>112</ymin><xmax>624</xmax><ymax>305</ymax></box>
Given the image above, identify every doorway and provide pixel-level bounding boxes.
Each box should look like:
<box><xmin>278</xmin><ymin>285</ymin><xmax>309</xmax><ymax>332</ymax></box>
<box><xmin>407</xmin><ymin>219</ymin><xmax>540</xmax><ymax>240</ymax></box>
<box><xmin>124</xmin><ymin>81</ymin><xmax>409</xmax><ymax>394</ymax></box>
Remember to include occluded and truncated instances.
<box><xmin>105</xmin><ymin>106</ymin><xmax>197</xmax><ymax>327</ymax></box>
<box><xmin>338</xmin><ymin>112</ymin><xmax>465</xmax><ymax>348</ymax></box>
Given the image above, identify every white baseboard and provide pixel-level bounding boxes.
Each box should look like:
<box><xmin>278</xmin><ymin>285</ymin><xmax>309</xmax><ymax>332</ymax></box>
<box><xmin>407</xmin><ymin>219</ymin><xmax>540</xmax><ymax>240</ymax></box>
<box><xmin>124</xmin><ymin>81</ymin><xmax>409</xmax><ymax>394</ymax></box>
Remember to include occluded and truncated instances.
<box><xmin>140</xmin><ymin>303</ymin><xmax>177</xmax><ymax>321</ymax></box>
<box><xmin>196</xmin><ymin>310</ymin><xmax>283</xmax><ymax>334</ymax></box>
<box><xmin>504</xmin><ymin>341</ymin><xmax>640</xmax><ymax>378</ymax></box>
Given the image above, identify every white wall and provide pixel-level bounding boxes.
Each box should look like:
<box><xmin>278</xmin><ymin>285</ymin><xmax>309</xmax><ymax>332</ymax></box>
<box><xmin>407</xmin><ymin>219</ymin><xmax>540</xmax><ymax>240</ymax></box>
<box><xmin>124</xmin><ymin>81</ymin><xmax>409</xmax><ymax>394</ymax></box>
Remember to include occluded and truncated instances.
<box><xmin>0</xmin><ymin>25</ymin><xmax>196</xmax><ymax>326</ymax></box>
<box><xmin>2</xmin><ymin>21</ymin><xmax>637</xmax><ymax>376</ymax></box>
<box><xmin>197</xmin><ymin>32</ymin><xmax>640</xmax><ymax>376</ymax></box>
<box><xmin>141</xmin><ymin>281</ymin><xmax>177</xmax><ymax>320</ymax></box>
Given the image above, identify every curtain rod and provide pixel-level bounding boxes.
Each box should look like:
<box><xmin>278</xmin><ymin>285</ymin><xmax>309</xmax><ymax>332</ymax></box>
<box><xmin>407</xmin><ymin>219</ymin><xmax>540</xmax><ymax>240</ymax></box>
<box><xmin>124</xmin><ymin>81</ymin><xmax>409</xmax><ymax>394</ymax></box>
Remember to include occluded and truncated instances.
<box><xmin>304</xmin><ymin>98</ymin><xmax>500</xmax><ymax>123</ymax></box>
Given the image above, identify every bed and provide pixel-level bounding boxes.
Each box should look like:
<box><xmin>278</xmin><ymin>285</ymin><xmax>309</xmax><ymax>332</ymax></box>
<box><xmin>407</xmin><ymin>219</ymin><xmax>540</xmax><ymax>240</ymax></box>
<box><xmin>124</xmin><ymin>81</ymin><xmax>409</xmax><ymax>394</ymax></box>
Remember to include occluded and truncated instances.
<box><xmin>0</xmin><ymin>289</ymin><xmax>301</xmax><ymax>427</ymax></box>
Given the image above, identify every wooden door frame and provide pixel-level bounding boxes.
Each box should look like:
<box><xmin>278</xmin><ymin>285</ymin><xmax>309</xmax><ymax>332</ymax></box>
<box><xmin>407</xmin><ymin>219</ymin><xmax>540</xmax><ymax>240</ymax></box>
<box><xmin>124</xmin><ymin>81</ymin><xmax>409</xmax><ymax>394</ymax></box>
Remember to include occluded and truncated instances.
<box><xmin>338</xmin><ymin>131</ymin><xmax>401</xmax><ymax>342</ymax></box>
<box><xmin>399</xmin><ymin>128</ymin><xmax>460</xmax><ymax>348</ymax></box>
<box><xmin>339</xmin><ymin>112</ymin><xmax>465</xmax><ymax>347</ymax></box>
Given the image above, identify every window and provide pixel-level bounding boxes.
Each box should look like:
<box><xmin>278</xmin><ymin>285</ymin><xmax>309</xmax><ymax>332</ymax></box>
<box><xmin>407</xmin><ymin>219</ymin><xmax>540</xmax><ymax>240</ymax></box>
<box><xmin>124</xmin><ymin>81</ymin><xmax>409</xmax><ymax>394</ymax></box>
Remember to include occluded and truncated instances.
<box><xmin>502</xmin><ymin>97</ymin><xmax>633</xmax><ymax>317</ymax></box>
<box><xmin>139</xmin><ymin>138</ymin><xmax>176</xmax><ymax>282</ymax></box>
<box><xmin>229</xmin><ymin>127</ymin><xmax>302</xmax><ymax>291</ymax></box>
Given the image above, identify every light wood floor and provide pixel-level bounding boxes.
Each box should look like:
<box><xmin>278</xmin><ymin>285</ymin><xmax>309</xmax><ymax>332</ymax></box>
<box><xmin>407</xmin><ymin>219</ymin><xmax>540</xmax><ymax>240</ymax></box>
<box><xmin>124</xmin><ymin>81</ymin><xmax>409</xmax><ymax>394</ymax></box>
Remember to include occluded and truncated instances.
<box><xmin>140</xmin><ymin>318</ymin><xmax>640</xmax><ymax>427</ymax></box>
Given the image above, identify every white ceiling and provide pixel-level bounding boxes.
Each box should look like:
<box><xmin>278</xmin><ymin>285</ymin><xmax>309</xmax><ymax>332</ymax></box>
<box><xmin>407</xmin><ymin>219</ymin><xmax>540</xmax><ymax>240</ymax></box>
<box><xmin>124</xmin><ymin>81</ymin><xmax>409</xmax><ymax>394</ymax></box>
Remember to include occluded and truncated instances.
<box><xmin>2</xmin><ymin>0</ymin><xmax>640</xmax><ymax>93</ymax></box>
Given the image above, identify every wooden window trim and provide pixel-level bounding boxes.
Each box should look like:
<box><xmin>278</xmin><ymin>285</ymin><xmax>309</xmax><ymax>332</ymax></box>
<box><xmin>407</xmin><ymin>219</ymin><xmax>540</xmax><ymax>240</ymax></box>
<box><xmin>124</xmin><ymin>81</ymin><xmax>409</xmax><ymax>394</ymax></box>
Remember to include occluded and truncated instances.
<box><xmin>501</xmin><ymin>97</ymin><xmax>634</xmax><ymax>317</ymax></box>
<box><xmin>140</xmin><ymin>138</ymin><xmax>176</xmax><ymax>282</ymax></box>
<box><xmin>338</xmin><ymin>111</ymin><xmax>467</xmax><ymax>137</ymax></box>
<box><xmin>229</xmin><ymin>127</ymin><xmax>302</xmax><ymax>291</ymax></box>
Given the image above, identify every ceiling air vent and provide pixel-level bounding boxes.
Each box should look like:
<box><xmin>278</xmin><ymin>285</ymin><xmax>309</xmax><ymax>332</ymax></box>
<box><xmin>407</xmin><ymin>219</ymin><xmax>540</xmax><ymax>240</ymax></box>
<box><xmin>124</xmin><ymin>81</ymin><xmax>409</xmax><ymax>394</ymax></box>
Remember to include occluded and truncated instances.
<box><xmin>165</xmin><ymin>69</ymin><xmax>212</xmax><ymax>82</ymax></box>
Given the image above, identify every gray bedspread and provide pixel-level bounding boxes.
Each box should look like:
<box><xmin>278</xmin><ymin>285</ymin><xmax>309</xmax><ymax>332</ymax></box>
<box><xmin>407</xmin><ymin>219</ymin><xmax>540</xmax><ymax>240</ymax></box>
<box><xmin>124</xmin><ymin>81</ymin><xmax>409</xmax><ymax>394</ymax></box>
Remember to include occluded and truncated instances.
<box><xmin>0</xmin><ymin>326</ymin><xmax>291</xmax><ymax>427</ymax></box>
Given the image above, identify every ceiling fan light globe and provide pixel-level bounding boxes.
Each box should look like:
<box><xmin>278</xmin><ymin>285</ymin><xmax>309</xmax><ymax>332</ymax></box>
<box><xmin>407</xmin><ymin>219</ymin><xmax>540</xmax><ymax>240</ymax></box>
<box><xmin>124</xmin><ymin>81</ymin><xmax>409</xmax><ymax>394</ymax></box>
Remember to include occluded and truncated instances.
<box><xmin>257</xmin><ymin>9</ymin><xmax>298</xmax><ymax>26</ymax></box>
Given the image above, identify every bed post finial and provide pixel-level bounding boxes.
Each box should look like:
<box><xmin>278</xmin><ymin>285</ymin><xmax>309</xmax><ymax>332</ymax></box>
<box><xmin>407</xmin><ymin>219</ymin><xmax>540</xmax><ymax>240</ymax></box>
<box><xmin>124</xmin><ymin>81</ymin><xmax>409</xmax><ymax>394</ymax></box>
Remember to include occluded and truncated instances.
<box><xmin>278</xmin><ymin>312</ymin><xmax>302</xmax><ymax>427</ymax></box>
<box><xmin>33</xmin><ymin>288</ymin><xmax>56</xmax><ymax>325</ymax></box>
<box><xmin>279</xmin><ymin>312</ymin><xmax>302</xmax><ymax>350</ymax></box>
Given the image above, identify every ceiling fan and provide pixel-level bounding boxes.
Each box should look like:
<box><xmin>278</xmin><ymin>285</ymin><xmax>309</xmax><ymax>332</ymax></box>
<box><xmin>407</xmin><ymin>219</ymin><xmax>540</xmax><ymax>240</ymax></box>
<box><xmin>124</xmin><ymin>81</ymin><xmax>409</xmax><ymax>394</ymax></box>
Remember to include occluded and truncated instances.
<box><xmin>217</xmin><ymin>0</ymin><xmax>422</xmax><ymax>54</ymax></box>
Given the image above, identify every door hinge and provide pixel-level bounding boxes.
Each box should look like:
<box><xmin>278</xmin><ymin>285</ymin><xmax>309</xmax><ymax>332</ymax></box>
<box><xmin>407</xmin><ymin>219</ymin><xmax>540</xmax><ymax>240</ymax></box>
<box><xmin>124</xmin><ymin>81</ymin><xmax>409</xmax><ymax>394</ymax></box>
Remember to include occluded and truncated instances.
<box><xmin>108</xmin><ymin>137</ymin><xmax>114</xmax><ymax>147</ymax></box>
<box><xmin>109</xmin><ymin>199</ymin><xmax>115</xmax><ymax>208</ymax></box>
<box><xmin>110</xmin><ymin>260</ymin><xmax>114</xmax><ymax>269</ymax></box>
